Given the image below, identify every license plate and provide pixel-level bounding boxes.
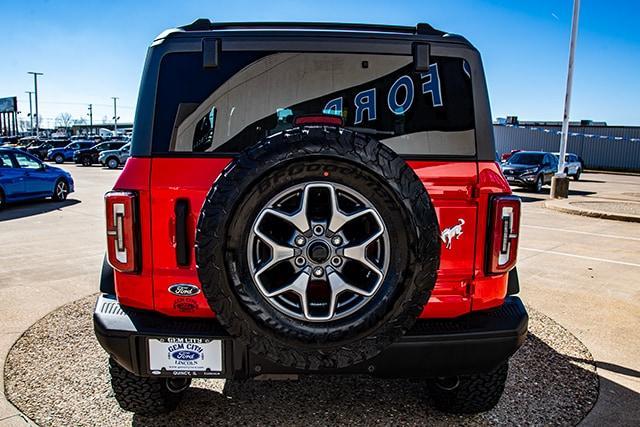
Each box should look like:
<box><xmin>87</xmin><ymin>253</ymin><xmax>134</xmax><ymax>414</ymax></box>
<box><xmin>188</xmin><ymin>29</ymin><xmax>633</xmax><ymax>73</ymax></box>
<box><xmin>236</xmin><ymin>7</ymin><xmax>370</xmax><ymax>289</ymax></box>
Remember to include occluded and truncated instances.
<box><xmin>506</xmin><ymin>176</ymin><xmax>515</xmax><ymax>181</ymax></box>
<box><xmin>148</xmin><ymin>337</ymin><xmax>222</xmax><ymax>374</ymax></box>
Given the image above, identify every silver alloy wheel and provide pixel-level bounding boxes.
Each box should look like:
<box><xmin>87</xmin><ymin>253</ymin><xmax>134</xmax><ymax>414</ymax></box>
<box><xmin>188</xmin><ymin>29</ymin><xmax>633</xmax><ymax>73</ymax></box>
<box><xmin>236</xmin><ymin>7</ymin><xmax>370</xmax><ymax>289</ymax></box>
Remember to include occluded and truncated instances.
<box><xmin>55</xmin><ymin>181</ymin><xmax>68</xmax><ymax>200</ymax></box>
<box><xmin>247</xmin><ymin>182</ymin><xmax>390</xmax><ymax>322</ymax></box>
<box><xmin>107</xmin><ymin>158</ymin><xmax>119</xmax><ymax>169</ymax></box>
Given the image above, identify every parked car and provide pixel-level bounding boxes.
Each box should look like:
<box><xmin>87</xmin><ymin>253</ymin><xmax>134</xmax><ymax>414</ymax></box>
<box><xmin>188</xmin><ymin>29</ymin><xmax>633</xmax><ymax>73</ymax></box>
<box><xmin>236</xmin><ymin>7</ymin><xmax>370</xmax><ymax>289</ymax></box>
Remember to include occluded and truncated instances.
<box><xmin>46</xmin><ymin>137</ymin><xmax>71</xmax><ymax>149</ymax></box>
<box><xmin>552</xmin><ymin>152</ymin><xmax>582</xmax><ymax>180</ymax></box>
<box><xmin>98</xmin><ymin>143</ymin><xmax>130</xmax><ymax>169</ymax></box>
<box><xmin>500</xmin><ymin>149</ymin><xmax>521</xmax><ymax>162</ymax></box>
<box><xmin>95</xmin><ymin>20</ymin><xmax>527</xmax><ymax>417</ymax></box>
<box><xmin>27</xmin><ymin>139</ymin><xmax>69</xmax><ymax>160</ymax></box>
<box><xmin>47</xmin><ymin>141</ymin><xmax>96</xmax><ymax>163</ymax></box>
<box><xmin>13</xmin><ymin>141</ymin><xmax>39</xmax><ymax>152</ymax></box>
<box><xmin>501</xmin><ymin>151</ymin><xmax>558</xmax><ymax>192</ymax></box>
<box><xmin>0</xmin><ymin>148</ymin><xmax>74</xmax><ymax>209</ymax></box>
<box><xmin>15</xmin><ymin>136</ymin><xmax>41</xmax><ymax>149</ymax></box>
<box><xmin>74</xmin><ymin>141</ymin><xmax>128</xmax><ymax>166</ymax></box>
<box><xmin>0</xmin><ymin>136</ymin><xmax>19</xmax><ymax>147</ymax></box>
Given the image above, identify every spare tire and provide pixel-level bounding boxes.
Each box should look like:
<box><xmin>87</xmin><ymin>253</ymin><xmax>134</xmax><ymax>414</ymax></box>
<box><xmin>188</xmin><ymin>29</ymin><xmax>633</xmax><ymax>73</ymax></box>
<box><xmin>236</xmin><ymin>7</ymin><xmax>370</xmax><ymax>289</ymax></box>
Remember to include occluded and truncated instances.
<box><xmin>196</xmin><ymin>126</ymin><xmax>439</xmax><ymax>370</ymax></box>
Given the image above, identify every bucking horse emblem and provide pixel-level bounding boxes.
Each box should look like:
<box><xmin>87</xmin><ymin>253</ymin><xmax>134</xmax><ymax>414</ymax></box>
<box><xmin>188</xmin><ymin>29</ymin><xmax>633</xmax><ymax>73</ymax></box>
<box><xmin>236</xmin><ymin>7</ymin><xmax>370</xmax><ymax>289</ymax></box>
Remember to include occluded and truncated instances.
<box><xmin>441</xmin><ymin>218</ymin><xmax>465</xmax><ymax>250</ymax></box>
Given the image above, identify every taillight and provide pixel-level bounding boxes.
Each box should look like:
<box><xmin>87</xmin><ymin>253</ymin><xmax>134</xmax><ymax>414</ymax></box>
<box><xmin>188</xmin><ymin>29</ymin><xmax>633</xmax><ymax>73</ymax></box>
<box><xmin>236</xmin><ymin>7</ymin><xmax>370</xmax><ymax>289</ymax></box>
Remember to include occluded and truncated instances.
<box><xmin>487</xmin><ymin>195</ymin><xmax>520</xmax><ymax>274</ymax></box>
<box><xmin>105</xmin><ymin>191</ymin><xmax>139</xmax><ymax>273</ymax></box>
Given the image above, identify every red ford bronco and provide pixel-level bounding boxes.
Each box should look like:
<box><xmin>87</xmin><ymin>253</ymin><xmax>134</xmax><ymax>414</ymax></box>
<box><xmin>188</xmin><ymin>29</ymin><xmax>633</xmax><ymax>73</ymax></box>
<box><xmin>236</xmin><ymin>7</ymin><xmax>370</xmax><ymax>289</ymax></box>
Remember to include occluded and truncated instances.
<box><xmin>94</xmin><ymin>19</ymin><xmax>527</xmax><ymax>416</ymax></box>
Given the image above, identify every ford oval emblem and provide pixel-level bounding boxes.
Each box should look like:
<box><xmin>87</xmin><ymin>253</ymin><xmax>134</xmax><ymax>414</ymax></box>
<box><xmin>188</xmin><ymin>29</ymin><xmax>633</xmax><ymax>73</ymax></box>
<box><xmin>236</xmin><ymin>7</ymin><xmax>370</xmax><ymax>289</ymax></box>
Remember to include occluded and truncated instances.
<box><xmin>171</xmin><ymin>350</ymin><xmax>200</xmax><ymax>361</ymax></box>
<box><xmin>168</xmin><ymin>284</ymin><xmax>201</xmax><ymax>297</ymax></box>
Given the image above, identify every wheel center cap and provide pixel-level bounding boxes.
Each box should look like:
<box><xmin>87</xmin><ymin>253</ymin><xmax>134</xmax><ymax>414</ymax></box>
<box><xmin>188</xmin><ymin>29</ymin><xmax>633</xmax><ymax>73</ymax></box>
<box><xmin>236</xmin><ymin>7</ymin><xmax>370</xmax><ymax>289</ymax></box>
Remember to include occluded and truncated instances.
<box><xmin>308</xmin><ymin>241</ymin><xmax>330</xmax><ymax>263</ymax></box>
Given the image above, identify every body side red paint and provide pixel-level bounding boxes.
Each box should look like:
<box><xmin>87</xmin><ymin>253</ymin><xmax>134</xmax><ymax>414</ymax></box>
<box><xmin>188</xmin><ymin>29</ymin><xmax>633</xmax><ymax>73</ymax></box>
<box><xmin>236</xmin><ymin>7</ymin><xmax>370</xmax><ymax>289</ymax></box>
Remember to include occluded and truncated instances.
<box><xmin>113</xmin><ymin>158</ymin><xmax>512</xmax><ymax>319</ymax></box>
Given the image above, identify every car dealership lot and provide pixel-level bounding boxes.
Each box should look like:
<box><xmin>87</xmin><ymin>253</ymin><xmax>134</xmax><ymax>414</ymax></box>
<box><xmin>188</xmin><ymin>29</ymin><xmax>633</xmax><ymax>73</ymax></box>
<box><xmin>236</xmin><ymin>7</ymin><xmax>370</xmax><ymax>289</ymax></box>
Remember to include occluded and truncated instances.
<box><xmin>0</xmin><ymin>164</ymin><xmax>120</xmax><ymax>423</ymax></box>
<box><xmin>0</xmin><ymin>166</ymin><xmax>638</xmax><ymax>424</ymax></box>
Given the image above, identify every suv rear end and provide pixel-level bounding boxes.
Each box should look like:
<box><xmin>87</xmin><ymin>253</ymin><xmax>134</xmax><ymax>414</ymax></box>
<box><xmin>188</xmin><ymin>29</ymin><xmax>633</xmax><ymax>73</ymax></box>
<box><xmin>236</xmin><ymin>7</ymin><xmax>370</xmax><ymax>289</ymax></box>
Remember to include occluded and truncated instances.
<box><xmin>94</xmin><ymin>20</ymin><xmax>526</xmax><ymax>416</ymax></box>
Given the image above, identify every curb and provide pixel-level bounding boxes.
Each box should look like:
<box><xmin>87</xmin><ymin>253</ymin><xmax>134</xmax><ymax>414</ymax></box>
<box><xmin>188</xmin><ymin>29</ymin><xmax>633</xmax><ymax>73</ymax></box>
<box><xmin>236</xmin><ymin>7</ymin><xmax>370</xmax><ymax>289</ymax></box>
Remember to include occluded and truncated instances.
<box><xmin>544</xmin><ymin>199</ymin><xmax>640</xmax><ymax>223</ymax></box>
<box><xmin>584</xmin><ymin>170</ymin><xmax>640</xmax><ymax>177</ymax></box>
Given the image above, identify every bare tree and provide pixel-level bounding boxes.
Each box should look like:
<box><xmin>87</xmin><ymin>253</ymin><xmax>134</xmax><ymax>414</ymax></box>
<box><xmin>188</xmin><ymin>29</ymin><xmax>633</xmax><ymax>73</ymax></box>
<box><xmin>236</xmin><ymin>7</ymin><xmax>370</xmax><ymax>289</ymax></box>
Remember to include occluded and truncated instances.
<box><xmin>55</xmin><ymin>113</ymin><xmax>74</xmax><ymax>130</ymax></box>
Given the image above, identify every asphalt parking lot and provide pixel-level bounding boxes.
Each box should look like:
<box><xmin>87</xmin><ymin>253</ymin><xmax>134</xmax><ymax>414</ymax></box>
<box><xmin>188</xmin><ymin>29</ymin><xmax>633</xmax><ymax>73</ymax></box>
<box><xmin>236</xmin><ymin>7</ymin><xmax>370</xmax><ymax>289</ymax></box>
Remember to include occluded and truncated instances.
<box><xmin>0</xmin><ymin>165</ymin><xmax>639</xmax><ymax>425</ymax></box>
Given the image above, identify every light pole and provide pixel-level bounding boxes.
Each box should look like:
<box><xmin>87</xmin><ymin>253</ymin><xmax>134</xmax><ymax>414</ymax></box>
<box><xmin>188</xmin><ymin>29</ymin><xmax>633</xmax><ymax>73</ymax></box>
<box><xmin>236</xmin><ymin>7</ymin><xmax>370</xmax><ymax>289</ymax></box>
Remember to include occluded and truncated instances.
<box><xmin>87</xmin><ymin>104</ymin><xmax>93</xmax><ymax>136</ymax></box>
<box><xmin>25</xmin><ymin>91</ymin><xmax>34</xmax><ymax>136</ymax></box>
<box><xmin>551</xmin><ymin>0</ymin><xmax>581</xmax><ymax>199</ymax></box>
<box><xmin>28</xmin><ymin>72</ymin><xmax>43</xmax><ymax>136</ymax></box>
<box><xmin>112</xmin><ymin>97</ymin><xmax>119</xmax><ymax>135</ymax></box>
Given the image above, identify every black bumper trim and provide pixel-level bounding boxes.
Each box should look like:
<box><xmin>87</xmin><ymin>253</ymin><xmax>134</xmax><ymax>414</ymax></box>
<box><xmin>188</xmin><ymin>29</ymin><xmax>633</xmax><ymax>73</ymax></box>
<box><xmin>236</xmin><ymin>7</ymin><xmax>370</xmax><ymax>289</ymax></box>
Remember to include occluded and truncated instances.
<box><xmin>94</xmin><ymin>294</ymin><xmax>527</xmax><ymax>379</ymax></box>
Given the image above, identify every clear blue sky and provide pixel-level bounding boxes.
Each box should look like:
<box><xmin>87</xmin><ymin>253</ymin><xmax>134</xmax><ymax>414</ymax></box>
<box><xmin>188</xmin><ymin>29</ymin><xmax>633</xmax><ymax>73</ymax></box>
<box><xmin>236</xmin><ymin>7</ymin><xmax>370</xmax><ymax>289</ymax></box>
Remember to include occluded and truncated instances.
<box><xmin>2</xmin><ymin>0</ymin><xmax>639</xmax><ymax>128</ymax></box>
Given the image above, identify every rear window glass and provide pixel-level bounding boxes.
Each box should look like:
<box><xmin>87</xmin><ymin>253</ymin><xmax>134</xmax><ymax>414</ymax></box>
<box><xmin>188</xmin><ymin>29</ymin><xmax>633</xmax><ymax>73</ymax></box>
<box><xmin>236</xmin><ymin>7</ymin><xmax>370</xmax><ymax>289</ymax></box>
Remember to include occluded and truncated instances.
<box><xmin>155</xmin><ymin>51</ymin><xmax>475</xmax><ymax>157</ymax></box>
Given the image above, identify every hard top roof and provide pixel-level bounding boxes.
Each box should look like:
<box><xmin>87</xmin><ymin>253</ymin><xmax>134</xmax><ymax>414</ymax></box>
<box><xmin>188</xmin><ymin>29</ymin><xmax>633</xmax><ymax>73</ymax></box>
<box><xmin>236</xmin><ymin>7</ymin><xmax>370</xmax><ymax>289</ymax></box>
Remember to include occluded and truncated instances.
<box><xmin>154</xmin><ymin>19</ymin><xmax>470</xmax><ymax>45</ymax></box>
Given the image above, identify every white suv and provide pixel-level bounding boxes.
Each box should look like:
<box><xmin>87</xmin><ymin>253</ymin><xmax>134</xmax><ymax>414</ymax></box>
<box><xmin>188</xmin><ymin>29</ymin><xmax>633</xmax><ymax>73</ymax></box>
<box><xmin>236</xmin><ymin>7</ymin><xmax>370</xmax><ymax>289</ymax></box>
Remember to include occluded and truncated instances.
<box><xmin>553</xmin><ymin>152</ymin><xmax>583</xmax><ymax>180</ymax></box>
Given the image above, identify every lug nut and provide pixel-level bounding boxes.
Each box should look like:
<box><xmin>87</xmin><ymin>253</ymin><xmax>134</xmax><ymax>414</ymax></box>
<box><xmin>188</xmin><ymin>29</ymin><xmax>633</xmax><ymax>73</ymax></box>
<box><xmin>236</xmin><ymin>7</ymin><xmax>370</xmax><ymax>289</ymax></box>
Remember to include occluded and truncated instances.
<box><xmin>313</xmin><ymin>267</ymin><xmax>324</xmax><ymax>277</ymax></box>
<box><xmin>294</xmin><ymin>236</ymin><xmax>306</xmax><ymax>246</ymax></box>
<box><xmin>295</xmin><ymin>256</ymin><xmax>306</xmax><ymax>267</ymax></box>
<box><xmin>331</xmin><ymin>256</ymin><xmax>342</xmax><ymax>267</ymax></box>
<box><xmin>313</xmin><ymin>225</ymin><xmax>324</xmax><ymax>236</ymax></box>
<box><xmin>331</xmin><ymin>235</ymin><xmax>343</xmax><ymax>246</ymax></box>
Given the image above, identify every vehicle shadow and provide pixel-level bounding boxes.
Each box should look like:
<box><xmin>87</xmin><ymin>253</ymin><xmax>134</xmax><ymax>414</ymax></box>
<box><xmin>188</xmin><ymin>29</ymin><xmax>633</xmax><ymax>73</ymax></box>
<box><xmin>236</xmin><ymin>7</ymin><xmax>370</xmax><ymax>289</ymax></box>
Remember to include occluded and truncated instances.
<box><xmin>513</xmin><ymin>187</ymin><xmax>597</xmax><ymax>203</ymax></box>
<box><xmin>0</xmin><ymin>199</ymin><xmax>80</xmax><ymax>221</ymax></box>
<box><xmin>128</xmin><ymin>333</ymin><xmax>615</xmax><ymax>426</ymax></box>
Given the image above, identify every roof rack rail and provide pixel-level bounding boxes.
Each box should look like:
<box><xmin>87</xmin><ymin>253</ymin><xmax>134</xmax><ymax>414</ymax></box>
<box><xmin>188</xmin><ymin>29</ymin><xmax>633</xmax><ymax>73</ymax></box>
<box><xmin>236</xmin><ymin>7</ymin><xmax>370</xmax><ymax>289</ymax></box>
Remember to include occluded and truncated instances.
<box><xmin>180</xmin><ymin>19</ymin><xmax>445</xmax><ymax>36</ymax></box>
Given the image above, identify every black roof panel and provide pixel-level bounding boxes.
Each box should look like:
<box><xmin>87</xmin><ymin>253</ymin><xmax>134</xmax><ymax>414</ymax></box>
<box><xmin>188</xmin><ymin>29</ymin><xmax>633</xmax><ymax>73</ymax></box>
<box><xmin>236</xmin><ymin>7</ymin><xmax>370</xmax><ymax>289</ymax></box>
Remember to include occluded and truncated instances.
<box><xmin>179</xmin><ymin>19</ymin><xmax>446</xmax><ymax>36</ymax></box>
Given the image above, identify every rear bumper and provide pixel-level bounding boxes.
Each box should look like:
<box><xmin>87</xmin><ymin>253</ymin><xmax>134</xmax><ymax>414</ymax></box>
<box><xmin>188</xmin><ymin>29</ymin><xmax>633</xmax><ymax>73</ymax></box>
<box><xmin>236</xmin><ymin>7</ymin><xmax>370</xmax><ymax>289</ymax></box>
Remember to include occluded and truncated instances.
<box><xmin>94</xmin><ymin>294</ymin><xmax>528</xmax><ymax>379</ymax></box>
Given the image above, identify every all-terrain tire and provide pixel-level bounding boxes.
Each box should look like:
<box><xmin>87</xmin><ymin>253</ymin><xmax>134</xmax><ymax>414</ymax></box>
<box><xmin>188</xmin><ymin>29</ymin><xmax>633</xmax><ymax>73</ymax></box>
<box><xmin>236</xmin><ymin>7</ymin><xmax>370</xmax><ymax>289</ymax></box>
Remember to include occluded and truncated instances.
<box><xmin>109</xmin><ymin>358</ymin><xmax>190</xmax><ymax>416</ymax></box>
<box><xmin>427</xmin><ymin>362</ymin><xmax>509</xmax><ymax>414</ymax></box>
<box><xmin>196</xmin><ymin>126</ymin><xmax>440</xmax><ymax>371</ymax></box>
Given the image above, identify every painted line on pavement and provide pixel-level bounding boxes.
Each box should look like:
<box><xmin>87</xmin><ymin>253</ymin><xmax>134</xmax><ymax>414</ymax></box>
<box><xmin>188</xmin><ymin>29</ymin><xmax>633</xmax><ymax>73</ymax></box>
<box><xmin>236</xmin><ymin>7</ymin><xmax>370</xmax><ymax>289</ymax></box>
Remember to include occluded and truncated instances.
<box><xmin>520</xmin><ymin>247</ymin><xmax>640</xmax><ymax>268</ymax></box>
<box><xmin>522</xmin><ymin>224</ymin><xmax>640</xmax><ymax>242</ymax></box>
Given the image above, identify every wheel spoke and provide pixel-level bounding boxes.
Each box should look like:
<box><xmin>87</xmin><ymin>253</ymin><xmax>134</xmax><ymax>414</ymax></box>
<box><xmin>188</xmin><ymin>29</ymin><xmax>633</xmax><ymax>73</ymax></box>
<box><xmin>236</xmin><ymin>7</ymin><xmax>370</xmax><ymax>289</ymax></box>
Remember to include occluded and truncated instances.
<box><xmin>342</xmin><ymin>229</ymin><xmax>384</xmax><ymax>278</ymax></box>
<box><xmin>328</xmin><ymin>270</ymin><xmax>375</xmax><ymax>297</ymax></box>
<box><xmin>325</xmin><ymin>184</ymin><xmax>377</xmax><ymax>233</ymax></box>
<box><xmin>261</xmin><ymin>184</ymin><xmax>317</xmax><ymax>233</ymax></box>
<box><xmin>262</xmin><ymin>207</ymin><xmax>310</xmax><ymax>234</ymax></box>
<box><xmin>253</xmin><ymin>228</ymin><xmax>295</xmax><ymax>276</ymax></box>
<box><xmin>264</xmin><ymin>270</ymin><xmax>309</xmax><ymax>299</ymax></box>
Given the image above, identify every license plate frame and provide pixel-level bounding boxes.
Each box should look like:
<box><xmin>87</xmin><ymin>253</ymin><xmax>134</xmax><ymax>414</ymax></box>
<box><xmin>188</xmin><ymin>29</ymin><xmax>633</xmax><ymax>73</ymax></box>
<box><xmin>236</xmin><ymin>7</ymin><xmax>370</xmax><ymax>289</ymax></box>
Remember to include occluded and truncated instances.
<box><xmin>147</xmin><ymin>337</ymin><xmax>224</xmax><ymax>377</ymax></box>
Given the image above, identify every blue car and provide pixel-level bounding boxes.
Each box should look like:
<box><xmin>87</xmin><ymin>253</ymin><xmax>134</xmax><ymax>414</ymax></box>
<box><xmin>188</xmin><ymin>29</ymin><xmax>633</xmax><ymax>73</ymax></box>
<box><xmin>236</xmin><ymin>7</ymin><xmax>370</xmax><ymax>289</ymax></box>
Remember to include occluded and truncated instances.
<box><xmin>47</xmin><ymin>141</ymin><xmax>95</xmax><ymax>164</ymax></box>
<box><xmin>0</xmin><ymin>148</ymin><xmax>74</xmax><ymax>209</ymax></box>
